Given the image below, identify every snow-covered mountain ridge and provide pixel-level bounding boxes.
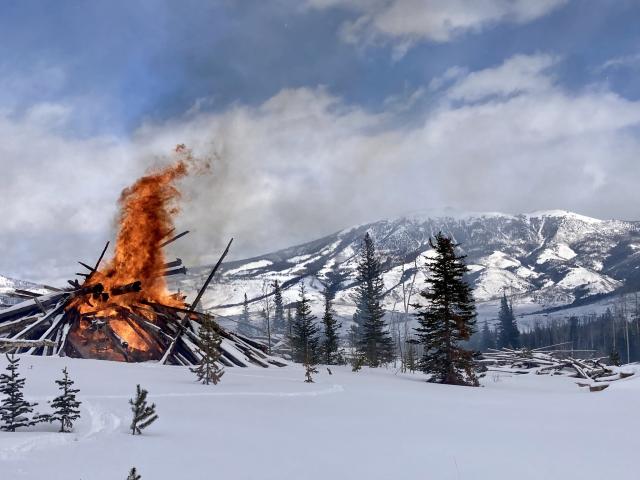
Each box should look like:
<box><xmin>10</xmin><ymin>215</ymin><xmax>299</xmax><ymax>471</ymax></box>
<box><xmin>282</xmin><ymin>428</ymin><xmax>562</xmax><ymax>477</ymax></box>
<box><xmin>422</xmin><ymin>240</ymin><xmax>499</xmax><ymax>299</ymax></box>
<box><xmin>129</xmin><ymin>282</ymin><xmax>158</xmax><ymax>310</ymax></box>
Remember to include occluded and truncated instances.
<box><xmin>175</xmin><ymin>210</ymin><xmax>640</xmax><ymax>325</ymax></box>
<box><xmin>0</xmin><ymin>275</ymin><xmax>48</xmax><ymax>307</ymax></box>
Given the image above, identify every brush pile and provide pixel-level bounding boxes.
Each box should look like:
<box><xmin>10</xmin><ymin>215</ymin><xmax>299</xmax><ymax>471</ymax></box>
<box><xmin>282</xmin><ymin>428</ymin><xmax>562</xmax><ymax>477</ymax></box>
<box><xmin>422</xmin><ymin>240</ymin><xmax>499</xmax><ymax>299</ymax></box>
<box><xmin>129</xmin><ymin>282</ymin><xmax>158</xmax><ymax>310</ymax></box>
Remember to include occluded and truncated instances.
<box><xmin>480</xmin><ymin>347</ymin><xmax>634</xmax><ymax>391</ymax></box>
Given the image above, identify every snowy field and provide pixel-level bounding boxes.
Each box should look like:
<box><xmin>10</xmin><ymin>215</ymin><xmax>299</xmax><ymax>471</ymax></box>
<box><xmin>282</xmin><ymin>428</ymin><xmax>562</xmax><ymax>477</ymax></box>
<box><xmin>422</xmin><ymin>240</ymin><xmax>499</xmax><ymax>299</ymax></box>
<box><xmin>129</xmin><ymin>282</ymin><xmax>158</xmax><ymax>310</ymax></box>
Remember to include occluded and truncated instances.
<box><xmin>1</xmin><ymin>356</ymin><xmax>638</xmax><ymax>480</ymax></box>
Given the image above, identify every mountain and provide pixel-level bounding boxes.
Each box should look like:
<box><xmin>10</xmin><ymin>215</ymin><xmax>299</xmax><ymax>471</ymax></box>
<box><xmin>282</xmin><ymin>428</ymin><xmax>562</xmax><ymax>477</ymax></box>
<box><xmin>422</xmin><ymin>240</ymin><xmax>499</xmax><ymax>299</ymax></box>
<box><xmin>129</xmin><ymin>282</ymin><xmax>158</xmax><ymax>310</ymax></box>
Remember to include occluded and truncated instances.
<box><xmin>175</xmin><ymin>210</ymin><xmax>640</xmax><ymax>329</ymax></box>
<box><xmin>0</xmin><ymin>275</ymin><xmax>48</xmax><ymax>307</ymax></box>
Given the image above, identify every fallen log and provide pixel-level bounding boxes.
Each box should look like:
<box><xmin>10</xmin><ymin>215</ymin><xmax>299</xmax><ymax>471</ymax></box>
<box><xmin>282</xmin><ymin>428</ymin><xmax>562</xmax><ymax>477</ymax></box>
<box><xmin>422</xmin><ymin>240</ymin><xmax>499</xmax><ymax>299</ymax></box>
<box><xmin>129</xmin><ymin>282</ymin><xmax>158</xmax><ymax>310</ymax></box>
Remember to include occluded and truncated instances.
<box><xmin>0</xmin><ymin>338</ymin><xmax>57</xmax><ymax>349</ymax></box>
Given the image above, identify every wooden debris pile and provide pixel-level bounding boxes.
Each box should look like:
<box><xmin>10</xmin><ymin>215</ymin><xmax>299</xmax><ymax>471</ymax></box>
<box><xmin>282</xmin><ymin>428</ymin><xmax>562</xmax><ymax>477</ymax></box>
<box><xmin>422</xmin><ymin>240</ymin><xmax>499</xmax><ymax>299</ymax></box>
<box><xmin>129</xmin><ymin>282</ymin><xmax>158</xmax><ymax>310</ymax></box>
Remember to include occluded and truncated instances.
<box><xmin>480</xmin><ymin>346</ymin><xmax>634</xmax><ymax>392</ymax></box>
<box><xmin>0</xmin><ymin>237</ymin><xmax>286</xmax><ymax>369</ymax></box>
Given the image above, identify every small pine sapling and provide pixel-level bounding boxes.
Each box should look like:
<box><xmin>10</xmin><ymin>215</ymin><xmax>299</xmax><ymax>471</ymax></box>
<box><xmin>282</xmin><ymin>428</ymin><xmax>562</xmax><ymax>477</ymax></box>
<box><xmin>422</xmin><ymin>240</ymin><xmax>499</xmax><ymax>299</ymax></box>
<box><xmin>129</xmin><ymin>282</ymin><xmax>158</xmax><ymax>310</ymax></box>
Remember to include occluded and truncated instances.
<box><xmin>127</xmin><ymin>467</ymin><xmax>141</xmax><ymax>480</ymax></box>
<box><xmin>190</xmin><ymin>314</ymin><xmax>225</xmax><ymax>385</ymax></box>
<box><xmin>304</xmin><ymin>352</ymin><xmax>318</xmax><ymax>383</ymax></box>
<box><xmin>351</xmin><ymin>353</ymin><xmax>366</xmax><ymax>372</ymax></box>
<box><xmin>129</xmin><ymin>385</ymin><xmax>158</xmax><ymax>435</ymax></box>
<box><xmin>0</xmin><ymin>353</ymin><xmax>38</xmax><ymax>432</ymax></box>
<box><xmin>49</xmin><ymin>367</ymin><xmax>81</xmax><ymax>432</ymax></box>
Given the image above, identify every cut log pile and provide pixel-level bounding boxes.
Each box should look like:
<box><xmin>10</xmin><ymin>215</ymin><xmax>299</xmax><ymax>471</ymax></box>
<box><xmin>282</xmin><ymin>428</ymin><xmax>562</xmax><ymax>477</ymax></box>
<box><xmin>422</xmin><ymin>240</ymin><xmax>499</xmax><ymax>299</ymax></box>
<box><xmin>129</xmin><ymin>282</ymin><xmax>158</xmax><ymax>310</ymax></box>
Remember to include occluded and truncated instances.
<box><xmin>480</xmin><ymin>347</ymin><xmax>634</xmax><ymax>392</ymax></box>
<box><xmin>0</xmin><ymin>236</ymin><xmax>286</xmax><ymax>369</ymax></box>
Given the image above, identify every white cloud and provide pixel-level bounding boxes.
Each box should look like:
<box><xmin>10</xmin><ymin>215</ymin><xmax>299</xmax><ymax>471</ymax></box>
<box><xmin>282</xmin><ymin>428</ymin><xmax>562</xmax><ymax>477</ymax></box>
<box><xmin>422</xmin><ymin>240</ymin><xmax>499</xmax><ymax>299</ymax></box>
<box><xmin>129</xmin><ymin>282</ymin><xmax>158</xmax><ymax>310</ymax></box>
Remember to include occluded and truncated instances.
<box><xmin>307</xmin><ymin>0</ymin><xmax>568</xmax><ymax>54</ymax></box>
<box><xmin>600</xmin><ymin>53</ymin><xmax>640</xmax><ymax>71</ymax></box>
<box><xmin>444</xmin><ymin>53</ymin><xmax>558</xmax><ymax>101</ymax></box>
<box><xmin>2</xmin><ymin>53</ymin><xmax>640</xmax><ymax>284</ymax></box>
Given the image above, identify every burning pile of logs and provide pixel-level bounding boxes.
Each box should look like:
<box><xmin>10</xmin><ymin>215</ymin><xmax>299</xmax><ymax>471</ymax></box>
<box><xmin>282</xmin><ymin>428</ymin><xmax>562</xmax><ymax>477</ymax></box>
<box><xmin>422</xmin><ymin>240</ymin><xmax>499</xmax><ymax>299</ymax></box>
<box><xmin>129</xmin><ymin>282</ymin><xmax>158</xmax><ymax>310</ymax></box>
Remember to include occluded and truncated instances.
<box><xmin>0</xmin><ymin>236</ymin><xmax>286</xmax><ymax>369</ymax></box>
<box><xmin>0</xmin><ymin>149</ymin><xmax>287</xmax><ymax>369</ymax></box>
<box><xmin>480</xmin><ymin>346</ymin><xmax>634</xmax><ymax>391</ymax></box>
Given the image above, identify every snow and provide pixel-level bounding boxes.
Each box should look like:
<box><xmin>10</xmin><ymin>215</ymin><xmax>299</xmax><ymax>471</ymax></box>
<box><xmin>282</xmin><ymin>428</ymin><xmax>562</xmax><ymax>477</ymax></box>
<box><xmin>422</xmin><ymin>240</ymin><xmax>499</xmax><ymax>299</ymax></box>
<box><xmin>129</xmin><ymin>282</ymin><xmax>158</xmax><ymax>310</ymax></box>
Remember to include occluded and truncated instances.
<box><xmin>480</xmin><ymin>251</ymin><xmax>521</xmax><ymax>269</ymax></box>
<box><xmin>2</xmin><ymin>355</ymin><xmax>639</xmax><ymax>479</ymax></box>
<box><xmin>557</xmin><ymin>267</ymin><xmax>621</xmax><ymax>294</ymax></box>
<box><xmin>537</xmin><ymin>243</ymin><xmax>578</xmax><ymax>264</ymax></box>
<box><xmin>526</xmin><ymin>209</ymin><xmax>603</xmax><ymax>224</ymax></box>
<box><xmin>225</xmin><ymin>259</ymin><xmax>273</xmax><ymax>275</ymax></box>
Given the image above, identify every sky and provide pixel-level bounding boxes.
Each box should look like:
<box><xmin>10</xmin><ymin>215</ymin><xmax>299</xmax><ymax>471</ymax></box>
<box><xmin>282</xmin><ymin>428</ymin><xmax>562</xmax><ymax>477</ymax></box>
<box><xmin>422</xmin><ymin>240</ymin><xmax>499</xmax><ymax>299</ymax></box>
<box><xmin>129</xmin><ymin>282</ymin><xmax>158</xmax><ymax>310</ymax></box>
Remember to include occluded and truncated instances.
<box><xmin>1</xmin><ymin>0</ymin><xmax>640</xmax><ymax>283</ymax></box>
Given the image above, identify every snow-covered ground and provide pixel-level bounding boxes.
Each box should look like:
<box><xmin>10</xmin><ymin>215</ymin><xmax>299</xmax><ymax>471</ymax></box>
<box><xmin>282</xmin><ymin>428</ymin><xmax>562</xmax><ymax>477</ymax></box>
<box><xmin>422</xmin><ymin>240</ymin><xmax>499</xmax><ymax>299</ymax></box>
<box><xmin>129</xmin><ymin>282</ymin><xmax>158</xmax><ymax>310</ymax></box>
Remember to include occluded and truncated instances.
<box><xmin>1</xmin><ymin>356</ymin><xmax>638</xmax><ymax>480</ymax></box>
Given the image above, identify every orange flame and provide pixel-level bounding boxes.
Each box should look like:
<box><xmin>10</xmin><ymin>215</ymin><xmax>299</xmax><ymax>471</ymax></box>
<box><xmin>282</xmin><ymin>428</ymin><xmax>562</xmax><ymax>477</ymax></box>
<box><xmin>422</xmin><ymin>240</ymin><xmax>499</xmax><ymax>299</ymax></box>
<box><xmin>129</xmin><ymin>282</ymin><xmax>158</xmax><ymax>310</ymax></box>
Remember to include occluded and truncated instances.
<box><xmin>70</xmin><ymin>144</ymin><xmax>203</xmax><ymax>322</ymax></box>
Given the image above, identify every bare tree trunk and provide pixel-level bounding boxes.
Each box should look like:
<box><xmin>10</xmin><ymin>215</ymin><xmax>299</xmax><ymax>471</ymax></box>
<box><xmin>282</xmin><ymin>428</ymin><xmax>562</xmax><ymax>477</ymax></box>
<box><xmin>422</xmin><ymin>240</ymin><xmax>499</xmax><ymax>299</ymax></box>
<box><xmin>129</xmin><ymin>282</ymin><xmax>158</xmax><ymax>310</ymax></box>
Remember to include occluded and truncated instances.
<box><xmin>261</xmin><ymin>280</ymin><xmax>273</xmax><ymax>354</ymax></box>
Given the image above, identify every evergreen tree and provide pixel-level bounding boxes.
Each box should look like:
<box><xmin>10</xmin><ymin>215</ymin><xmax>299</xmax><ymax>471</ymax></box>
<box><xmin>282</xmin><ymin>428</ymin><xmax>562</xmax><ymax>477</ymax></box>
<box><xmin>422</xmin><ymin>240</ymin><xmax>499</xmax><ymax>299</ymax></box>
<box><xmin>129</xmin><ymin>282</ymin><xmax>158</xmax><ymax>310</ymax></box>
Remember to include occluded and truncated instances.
<box><xmin>321</xmin><ymin>287</ymin><xmax>342</xmax><ymax>365</ymax></box>
<box><xmin>49</xmin><ymin>367</ymin><xmax>81</xmax><ymax>433</ymax></box>
<box><xmin>304</xmin><ymin>358</ymin><xmax>319</xmax><ymax>383</ymax></box>
<box><xmin>290</xmin><ymin>284</ymin><xmax>320</xmax><ymax>363</ymax></box>
<box><xmin>480</xmin><ymin>321</ymin><xmax>496</xmax><ymax>352</ymax></box>
<box><xmin>129</xmin><ymin>385</ymin><xmax>158</xmax><ymax>435</ymax></box>
<box><xmin>609</xmin><ymin>349</ymin><xmax>621</xmax><ymax>366</ymax></box>
<box><xmin>191</xmin><ymin>314</ymin><xmax>224</xmax><ymax>385</ymax></box>
<box><xmin>127</xmin><ymin>467</ymin><xmax>141</xmax><ymax>480</ymax></box>
<box><xmin>273</xmin><ymin>280</ymin><xmax>285</xmax><ymax>334</ymax></box>
<box><xmin>405</xmin><ymin>340</ymin><xmax>417</xmax><ymax>373</ymax></box>
<box><xmin>238</xmin><ymin>293</ymin><xmax>253</xmax><ymax>337</ymax></box>
<box><xmin>353</xmin><ymin>233</ymin><xmax>394</xmax><ymax>367</ymax></box>
<box><xmin>0</xmin><ymin>353</ymin><xmax>38</xmax><ymax>431</ymax></box>
<box><xmin>497</xmin><ymin>293</ymin><xmax>519</xmax><ymax>348</ymax></box>
<box><xmin>414</xmin><ymin>233</ymin><xmax>478</xmax><ymax>386</ymax></box>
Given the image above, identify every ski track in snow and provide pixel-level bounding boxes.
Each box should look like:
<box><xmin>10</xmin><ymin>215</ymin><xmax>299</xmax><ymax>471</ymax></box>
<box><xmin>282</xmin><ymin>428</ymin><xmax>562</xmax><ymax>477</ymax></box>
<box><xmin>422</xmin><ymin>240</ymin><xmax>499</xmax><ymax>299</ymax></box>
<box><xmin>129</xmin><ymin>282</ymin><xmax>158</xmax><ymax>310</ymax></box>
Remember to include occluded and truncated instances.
<box><xmin>83</xmin><ymin>399</ymin><xmax>121</xmax><ymax>439</ymax></box>
<box><xmin>0</xmin><ymin>400</ymin><xmax>122</xmax><ymax>460</ymax></box>
<box><xmin>0</xmin><ymin>382</ymin><xmax>343</xmax><ymax>459</ymax></box>
<box><xmin>81</xmin><ymin>383</ymin><xmax>345</xmax><ymax>400</ymax></box>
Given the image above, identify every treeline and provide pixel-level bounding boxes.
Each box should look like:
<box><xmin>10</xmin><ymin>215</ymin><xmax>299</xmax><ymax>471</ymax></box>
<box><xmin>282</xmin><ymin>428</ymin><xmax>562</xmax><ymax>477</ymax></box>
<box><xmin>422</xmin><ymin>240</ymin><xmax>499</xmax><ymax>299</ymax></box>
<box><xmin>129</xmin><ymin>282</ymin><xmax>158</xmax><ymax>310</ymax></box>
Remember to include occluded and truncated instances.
<box><xmin>469</xmin><ymin>294</ymin><xmax>640</xmax><ymax>364</ymax></box>
<box><xmin>520</xmin><ymin>307</ymin><xmax>640</xmax><ymax>363</ymax></box>
<box><xmin>240</xmin><ymin>231</ymin><xmax>480</xmax><ymax>386</ymax></box>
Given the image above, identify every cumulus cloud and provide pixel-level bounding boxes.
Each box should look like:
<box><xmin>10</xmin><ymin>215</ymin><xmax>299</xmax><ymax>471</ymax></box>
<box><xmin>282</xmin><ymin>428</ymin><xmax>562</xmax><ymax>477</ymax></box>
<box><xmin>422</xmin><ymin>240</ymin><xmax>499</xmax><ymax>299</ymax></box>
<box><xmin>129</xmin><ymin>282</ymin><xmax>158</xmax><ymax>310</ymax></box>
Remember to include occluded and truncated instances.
<box><xmin>2</xmin><ymin>53</ymin><xmax>640</xmax><ymax>284</ymax></box>
<box><xmin>306</xmin><ymin>0</ymin><xmax>568</xmax><ymax>55</ymax></box>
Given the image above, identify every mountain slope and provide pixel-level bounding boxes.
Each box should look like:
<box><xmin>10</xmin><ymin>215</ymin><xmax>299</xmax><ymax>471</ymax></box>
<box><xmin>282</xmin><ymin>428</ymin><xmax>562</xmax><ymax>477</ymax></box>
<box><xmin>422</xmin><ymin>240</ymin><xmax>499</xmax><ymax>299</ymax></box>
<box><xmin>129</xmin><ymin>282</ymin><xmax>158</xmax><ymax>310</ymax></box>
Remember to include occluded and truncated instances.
<box><xmin>0</xmin><ymin>275</ymin><xmax>48</xmax><ymax>307</ymax></box>
<box><xmin>174</xmin><ymin>210</ymin><xmax>640</xmax><ymax>327</ymax></box>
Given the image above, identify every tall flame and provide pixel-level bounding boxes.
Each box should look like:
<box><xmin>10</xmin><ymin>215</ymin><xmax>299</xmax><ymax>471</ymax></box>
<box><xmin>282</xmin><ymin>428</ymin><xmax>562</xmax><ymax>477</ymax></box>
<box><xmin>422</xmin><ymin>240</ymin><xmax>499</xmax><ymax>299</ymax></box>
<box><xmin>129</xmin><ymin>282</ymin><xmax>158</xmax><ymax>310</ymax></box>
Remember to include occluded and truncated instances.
<box><xmin>72</xmin><ymin>144</ymin><xmax>201</xmax><ymax>315</ymax></box>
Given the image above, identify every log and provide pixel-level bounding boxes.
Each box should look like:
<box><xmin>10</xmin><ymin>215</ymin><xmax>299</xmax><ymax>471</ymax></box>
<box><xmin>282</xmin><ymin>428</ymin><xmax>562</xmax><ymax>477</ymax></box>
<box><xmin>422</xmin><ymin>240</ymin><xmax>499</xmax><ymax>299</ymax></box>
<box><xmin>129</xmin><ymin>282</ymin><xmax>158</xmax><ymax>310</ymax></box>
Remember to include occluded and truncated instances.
<box><xmin>589</xmin><ymin>384</ymin><xmax>609</xmax><ymax>392</ymax></box>
<box><xmin>110</xmin><ymin>281</ymin><xmax>142</xmax><ymax>296</ymax></box>
<box><xmin>93</xmin><ymin>241</ymin><xmax>110</xmax><ymax>271</ymax></box>
<box><xmin>160</xmin><ymin>238</ymin><xmax>233</xmax><ymax>365</ymax></box>
<box><xmin>0</xmin><ymin>316</ymin><xmax>40</xmax><ymax>335</ymax></box>
<box><xmin>0</xmin><ymin>338</ymin><xmax>56</xmax><ymax>349</ymax></box>
<box><xmin>159</xmin><ymin>230</ymin><xmax>189</xmax><ymax>248</ymax></box>
<box><xmin>78</xmin><ymin>261</ymin><xmax>96</xmax><ymax>273</ymax></box>
<box><xmin>162</xmin><ymin>266</ymin><xmax>187</xmax><ymax>277</ymax></box>
<box><xmin>13</xmin><ymin>289</ymin><xmax>42</xmax><ymax>298</ymax></box>
<box><xmin>163</xmin><ymin>259</ymin><xmax>183</xmax><ymax>269</ymax></box>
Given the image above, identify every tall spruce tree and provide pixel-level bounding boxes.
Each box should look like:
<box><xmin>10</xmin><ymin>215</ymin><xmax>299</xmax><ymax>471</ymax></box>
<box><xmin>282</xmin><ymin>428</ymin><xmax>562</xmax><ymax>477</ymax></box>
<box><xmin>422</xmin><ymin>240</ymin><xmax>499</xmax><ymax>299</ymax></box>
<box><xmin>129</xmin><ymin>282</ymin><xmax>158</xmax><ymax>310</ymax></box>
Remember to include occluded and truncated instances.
<box><xmin>321</xmin><ymin>286</ymin><xmax>342</xmax><ymax>365</ymax></box>
<box><xmin>273</xmin><ymin>280</ymin><xmax>285</xmax><ymax>334</ymax></box>
<box><xmin>129</xmin><ymin>385</ymin><xmax>158</xmax><ymax>435</ymax></box>
<box><xmin>0</xmin><ymin>353</ymin><xmax>38</xmax><ymax>431</ymax></box>
<box><xmin>497</xmin><ymin>293</ymin><xmax>519</xmax><ymax>349</ymax></box>
<box><xmin>191</xmin><ymin>314</ymin><xmax>224</xmax><ymax>385</ymax></box>
<box><xmin>353</xmin><ymin>233</ymin><xmax>394</xmax><ymax>367</ymax></box>
<box><xmin>49</xmin><ymin>367</ymin><xmax>81</xmax><ymax>433</ymax></box>
<box><xmin>238</xmin><ymin>293</ymin><xmax>253</xmax><ymax>337</ymax></box>
<box><xmin>414</xmin><ymin>233</ymin><xmax>478</xmax><ymax>386</ymax></box>
<box><xmin>290</xmin><ymin>284</ymin><xmax>320</xmax><ymax>363</ymax></box>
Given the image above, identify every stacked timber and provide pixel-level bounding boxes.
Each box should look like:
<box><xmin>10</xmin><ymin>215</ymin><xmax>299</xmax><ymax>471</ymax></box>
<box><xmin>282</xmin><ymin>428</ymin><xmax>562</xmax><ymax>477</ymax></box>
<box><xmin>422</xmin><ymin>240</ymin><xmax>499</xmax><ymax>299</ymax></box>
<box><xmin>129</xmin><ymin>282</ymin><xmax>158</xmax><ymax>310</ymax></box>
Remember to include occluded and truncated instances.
<box><xmin>480</xmin><ymin>347</ymin><xmax>634</xmax><ymax>391</ymax></box>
